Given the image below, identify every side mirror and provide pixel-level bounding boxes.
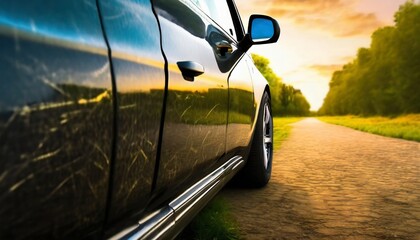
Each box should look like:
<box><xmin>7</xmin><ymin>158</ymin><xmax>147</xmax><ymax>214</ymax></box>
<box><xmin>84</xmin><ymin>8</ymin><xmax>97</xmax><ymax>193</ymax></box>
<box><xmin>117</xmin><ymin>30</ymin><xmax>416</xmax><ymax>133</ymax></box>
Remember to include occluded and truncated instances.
<box><xmin>249</xmin><ymin>15</ymin><xmax>280</xmax><ymax>44</ymax></box>
<box><xmin>238</xmin><ymin>14</ymin><xmax>280</xmax><ymax>52</ymax></box>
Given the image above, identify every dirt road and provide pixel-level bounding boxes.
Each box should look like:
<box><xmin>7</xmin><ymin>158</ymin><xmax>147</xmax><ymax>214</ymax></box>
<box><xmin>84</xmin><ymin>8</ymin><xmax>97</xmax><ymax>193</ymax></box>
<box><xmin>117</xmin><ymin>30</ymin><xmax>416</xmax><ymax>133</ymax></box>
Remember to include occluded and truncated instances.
<box><xmin>221</xmin><ymin>118</ymin><xmax>420</xmax><ymax>239</ymax></box>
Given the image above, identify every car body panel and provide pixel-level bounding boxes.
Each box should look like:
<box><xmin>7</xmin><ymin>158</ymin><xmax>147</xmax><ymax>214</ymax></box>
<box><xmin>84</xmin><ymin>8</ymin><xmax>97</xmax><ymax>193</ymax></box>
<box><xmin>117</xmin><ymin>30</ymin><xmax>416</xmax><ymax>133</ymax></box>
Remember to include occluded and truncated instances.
<box><xmin>97</xmin><ymin>0</ymin><xmax>166</xmax><ymax>225</ymax></box>
<box><xmin>0</xmin><ymin>0</ymin><xmax>112</xmax><ymax>238</ymax></box>
<box><xmin>152</xmin><ymin>0</ymin><xmax>230</xmax><ymax>198</ymax></box>
<box><xmin>226</xmin><ymin>55</ymin><xmax>256</xmax><ymax>157</ymax></box>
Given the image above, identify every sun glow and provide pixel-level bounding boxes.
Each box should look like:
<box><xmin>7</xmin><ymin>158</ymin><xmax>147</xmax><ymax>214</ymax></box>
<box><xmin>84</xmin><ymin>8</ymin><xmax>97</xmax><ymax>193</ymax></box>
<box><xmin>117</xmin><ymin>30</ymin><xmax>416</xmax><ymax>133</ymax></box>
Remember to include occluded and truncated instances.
<box><xmin>237</xmin><ymin>0</ymin><xmax>406</xmax><ymax>111</ymax></box>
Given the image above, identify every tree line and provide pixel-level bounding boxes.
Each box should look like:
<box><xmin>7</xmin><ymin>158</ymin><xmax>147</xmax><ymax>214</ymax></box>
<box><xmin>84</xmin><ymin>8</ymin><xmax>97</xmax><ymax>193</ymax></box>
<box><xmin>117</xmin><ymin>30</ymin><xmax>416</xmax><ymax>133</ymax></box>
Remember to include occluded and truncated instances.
<box><xmin>319</xmin><ymin>1</ymin><xmax>420</xmax><ymax>116</ymax></box>
<box><xmin>252</xmin><ymin>54</ymin><xmax>310</xmax><ymax>116</ymax></box>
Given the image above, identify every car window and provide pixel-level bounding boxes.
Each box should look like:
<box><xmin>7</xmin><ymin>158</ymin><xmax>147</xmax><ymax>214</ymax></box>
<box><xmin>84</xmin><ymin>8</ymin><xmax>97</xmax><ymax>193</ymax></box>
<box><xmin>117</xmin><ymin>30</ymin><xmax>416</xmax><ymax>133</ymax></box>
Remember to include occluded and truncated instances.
<box><xmin>190</xmin><ymin>0</ymin><xmax>237</xmax><ymax>38</ymax></box>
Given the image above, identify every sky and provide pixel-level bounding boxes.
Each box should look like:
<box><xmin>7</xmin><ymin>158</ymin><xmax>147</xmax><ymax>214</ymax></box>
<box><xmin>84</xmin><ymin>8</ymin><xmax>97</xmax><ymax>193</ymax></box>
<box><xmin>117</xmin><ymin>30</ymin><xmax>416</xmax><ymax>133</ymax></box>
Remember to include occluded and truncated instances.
<box><xmin>236</xmin><ymin>0</ymin><xmax>408</xmax><ymax>111</ymax></box>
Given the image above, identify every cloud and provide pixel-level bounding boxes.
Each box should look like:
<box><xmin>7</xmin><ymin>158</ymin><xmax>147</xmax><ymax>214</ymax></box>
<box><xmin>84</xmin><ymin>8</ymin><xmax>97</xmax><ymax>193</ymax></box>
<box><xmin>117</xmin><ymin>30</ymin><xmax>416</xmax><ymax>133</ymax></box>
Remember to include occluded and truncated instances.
<box><xmin>238</xmin><ymin>0</ymin><xmax>384</xmax><ymax>37</ymax></box>
<box><xmin>309</xmin><ymin>64</ymin><xmax>343</xmax><ymax>77</ymax></box>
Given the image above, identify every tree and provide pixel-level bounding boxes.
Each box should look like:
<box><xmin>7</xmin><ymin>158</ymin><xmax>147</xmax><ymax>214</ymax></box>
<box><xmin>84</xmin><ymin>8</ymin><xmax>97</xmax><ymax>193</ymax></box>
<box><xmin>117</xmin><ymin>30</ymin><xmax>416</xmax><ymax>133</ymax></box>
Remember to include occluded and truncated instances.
<box><xmin>252</xmin><ymin>54</ymin><xmax>311</xmax><ymax>116</ymax></box>
<box><xmin>320</xmin><ymin>1</ymin><xmax>420</xmax><ymax>115</ymax></box>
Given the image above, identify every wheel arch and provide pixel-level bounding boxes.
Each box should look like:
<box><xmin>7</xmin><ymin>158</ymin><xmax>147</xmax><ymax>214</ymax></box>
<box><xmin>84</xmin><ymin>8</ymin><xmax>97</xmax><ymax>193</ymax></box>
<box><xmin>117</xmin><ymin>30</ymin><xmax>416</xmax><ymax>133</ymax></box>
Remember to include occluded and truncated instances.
<box><xmin>250</xmin><ymin>66</ymin><xmax>271</xmax><ymax>138</ymax></box>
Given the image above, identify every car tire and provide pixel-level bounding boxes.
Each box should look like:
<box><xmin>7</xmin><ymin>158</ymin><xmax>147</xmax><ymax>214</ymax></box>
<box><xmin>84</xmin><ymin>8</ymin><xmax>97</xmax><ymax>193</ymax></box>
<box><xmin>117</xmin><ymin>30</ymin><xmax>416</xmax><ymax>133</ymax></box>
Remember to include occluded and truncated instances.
<box><xmin>239</xmin><ymin>92</ymin><xmax>273</xmax><ymax>188</ymax></box>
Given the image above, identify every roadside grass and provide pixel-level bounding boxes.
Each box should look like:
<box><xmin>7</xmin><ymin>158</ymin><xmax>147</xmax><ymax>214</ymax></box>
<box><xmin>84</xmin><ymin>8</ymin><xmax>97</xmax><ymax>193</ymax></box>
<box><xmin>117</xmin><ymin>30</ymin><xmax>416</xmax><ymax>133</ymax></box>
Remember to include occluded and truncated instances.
<box><xmin>318</xmin><ymin>114</ymin><xmax>420</xmax><ymax>142</ymax></box>
<box><xmin>273</xmin><ymin>117</ymin><xmax>304</xmax><ymax>150</ymax></box>
<box><xmin>176</xmin><ymin>196</ymin><xmax>240</xmax><ymax>240</ymax></box>
<box><xmin>179</xmin><ymin>117</ymin><xmax>303</xmax><ymax>239</ymax></box>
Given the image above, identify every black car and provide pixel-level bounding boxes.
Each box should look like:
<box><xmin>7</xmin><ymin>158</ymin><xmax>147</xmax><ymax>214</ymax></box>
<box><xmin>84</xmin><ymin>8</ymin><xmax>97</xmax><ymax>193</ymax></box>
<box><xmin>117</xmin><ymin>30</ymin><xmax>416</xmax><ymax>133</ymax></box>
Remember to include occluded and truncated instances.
<box><xmin>0</xmin><ymin>0</ymin><xmax>280</xmax><ymax>238</ymax></box>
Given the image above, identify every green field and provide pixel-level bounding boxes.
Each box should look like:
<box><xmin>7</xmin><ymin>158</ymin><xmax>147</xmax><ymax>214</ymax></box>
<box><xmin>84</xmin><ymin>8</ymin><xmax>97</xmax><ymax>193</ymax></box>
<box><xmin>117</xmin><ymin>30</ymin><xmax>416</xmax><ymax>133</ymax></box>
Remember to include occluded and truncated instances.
<box><xmin>318</xmin><ymin>114</ymin><xmax>420</xmax><ymax>142</ymax></box>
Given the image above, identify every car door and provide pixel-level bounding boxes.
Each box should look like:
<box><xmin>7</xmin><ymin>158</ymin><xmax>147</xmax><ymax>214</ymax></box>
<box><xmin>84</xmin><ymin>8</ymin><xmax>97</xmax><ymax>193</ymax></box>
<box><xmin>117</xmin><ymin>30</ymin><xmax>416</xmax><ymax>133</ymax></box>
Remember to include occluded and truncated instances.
<box><xmin>152</xmin><ymin>0</ymin><xmax>255</xmax><ymax>197</ymax></box>
<box><xmin>0</xmin><ymin>1</ymin><xmax>113</xmax><ymax>238</ymax></box>
<box><xmin>96</xmin><ymin>0</ymin><xmax>166</xmax><ymax>229</ymax></box>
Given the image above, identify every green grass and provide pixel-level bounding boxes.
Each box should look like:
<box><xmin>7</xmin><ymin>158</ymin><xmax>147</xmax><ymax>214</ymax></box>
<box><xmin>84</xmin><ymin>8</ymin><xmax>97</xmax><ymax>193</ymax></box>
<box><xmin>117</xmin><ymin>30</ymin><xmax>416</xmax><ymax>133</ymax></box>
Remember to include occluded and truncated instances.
<box><xmin>273</xmin><ymin>117</ymin><xmax>304</xmax><ymax>150</ymax></box>
<box><xmin>318</xmin><ymin>114</ymin><xmax>420</xmax><ymax>142</ymax></box>
<box><xmin>177</xmin><ymin>197</ymin><xmax>240</xmax><ymax>240</ymax></box>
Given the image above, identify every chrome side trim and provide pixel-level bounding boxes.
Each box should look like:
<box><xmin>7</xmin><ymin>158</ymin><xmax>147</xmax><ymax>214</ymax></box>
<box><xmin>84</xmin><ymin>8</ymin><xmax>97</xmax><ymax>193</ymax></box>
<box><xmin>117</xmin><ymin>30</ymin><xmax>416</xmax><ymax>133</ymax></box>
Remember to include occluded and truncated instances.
<box><xmin>169</xmin><ymin>156</ymin><xmax>243</xmax><ymax>219</ymax></box>
<box><xmin>110</xmin><ymin>155</ymin><xmax>244</xmax><ymax>240</ymax></box>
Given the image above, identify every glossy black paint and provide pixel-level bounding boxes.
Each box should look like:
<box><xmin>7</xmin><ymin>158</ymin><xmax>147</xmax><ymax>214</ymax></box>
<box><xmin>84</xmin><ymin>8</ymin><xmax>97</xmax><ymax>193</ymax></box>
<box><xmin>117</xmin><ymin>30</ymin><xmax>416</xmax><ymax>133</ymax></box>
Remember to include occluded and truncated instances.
<box><xmin>97</xmin><ymin>0</ymin><xmax>166</xmax><ymax>227</ymax></box>
<box><xmin>153</xmin><ymin>0</ymin><xmax>230</xmax><ymax>198</ymax></box>
<box><xmin>226</xmin><ymin>55</ymin><xmax>256</xmax><ymax>157</ymax></box>
<box><xmin>0</xmin><ymin>0</ymin><xmax>112</xmax><ymax>238</ymax></box>
<box><xmin>152</xmin><ymin>0</ymin><xmax>262</xmax><ymax>203</ymax></box>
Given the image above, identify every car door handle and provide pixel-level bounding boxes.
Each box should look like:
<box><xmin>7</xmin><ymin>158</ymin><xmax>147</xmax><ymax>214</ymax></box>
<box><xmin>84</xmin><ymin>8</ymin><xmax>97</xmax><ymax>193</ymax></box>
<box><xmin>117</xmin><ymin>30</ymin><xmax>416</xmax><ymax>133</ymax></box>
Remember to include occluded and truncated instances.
<box><xmin>215</xmin><ymin>40</ymin><xmax>233</xmax><ymax>57</ymax></box>
<box><xmin>177</xmin><ymin>61</ymin><xmax>204</xmax><ymax>81</ymax></box>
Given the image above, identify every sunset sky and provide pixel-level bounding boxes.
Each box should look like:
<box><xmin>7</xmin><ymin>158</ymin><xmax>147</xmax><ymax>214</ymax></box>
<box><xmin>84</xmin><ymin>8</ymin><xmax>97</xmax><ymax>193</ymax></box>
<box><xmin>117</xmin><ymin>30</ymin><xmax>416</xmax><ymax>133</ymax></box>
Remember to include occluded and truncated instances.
<box><xmin>236</xmin><ymin>0</ymin><xmax>409</xmax><ymax>110</ymax></box>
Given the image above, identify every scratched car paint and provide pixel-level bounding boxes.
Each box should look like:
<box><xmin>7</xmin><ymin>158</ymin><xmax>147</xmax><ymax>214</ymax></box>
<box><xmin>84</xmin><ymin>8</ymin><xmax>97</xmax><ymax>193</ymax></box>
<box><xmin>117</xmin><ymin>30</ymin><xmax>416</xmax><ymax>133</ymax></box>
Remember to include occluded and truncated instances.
<box><xmin>0</xmin><ymin>0</ymin><xmax>279</xmax><ymax>239</ymax></box>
